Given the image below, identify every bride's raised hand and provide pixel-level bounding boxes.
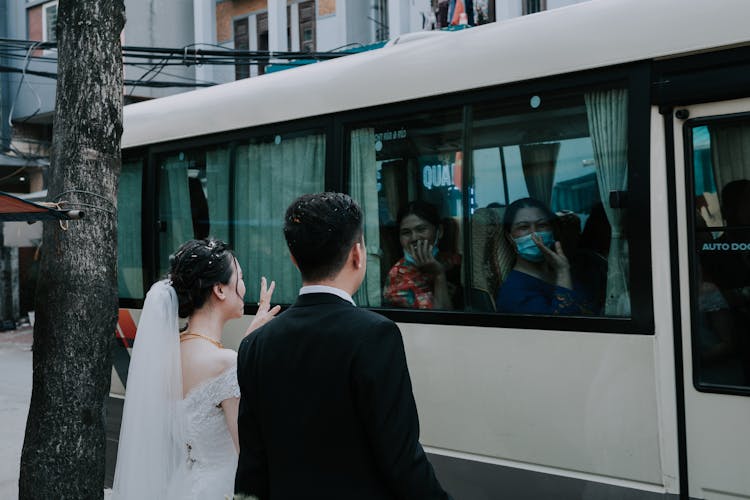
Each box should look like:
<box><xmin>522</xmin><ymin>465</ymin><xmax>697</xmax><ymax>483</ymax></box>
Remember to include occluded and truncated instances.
<box><xmin>245</xmin><ymin>277</ymin><xmax>281</xmax><ymax>336</ymax></box>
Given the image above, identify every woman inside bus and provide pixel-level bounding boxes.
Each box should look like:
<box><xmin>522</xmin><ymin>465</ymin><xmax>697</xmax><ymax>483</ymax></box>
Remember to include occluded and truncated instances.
<box><xmin>383</xmin><ymin>200</ymin><xmax>461</xmax><ymax>309</ymax></box>
<box><xmin>112</xmin><ymin>238</ymin><xmax>279</xmax><ymax>500</ymax></box>
<box><xmin>495</xmin><ymin>197</ymin><xmax>594</xmax><ymax>315</ymax></box>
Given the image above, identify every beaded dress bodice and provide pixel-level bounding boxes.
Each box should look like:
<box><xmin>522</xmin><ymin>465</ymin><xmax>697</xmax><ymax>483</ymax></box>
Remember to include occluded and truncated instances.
<box><xmin>166</xmin><ymin>365</ymin><xmax>240</xmax><ymax>500</ymax></box>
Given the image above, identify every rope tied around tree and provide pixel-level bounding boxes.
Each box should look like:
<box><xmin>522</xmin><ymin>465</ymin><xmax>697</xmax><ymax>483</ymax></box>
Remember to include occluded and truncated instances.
<box><xmin>37</xmin><ymin>201</ymin><xmax>71</xmax><ymax>230</ymax></box>
<box><xmin>33</xmin><ymin>189</ymin><xmax>114</xmax><ymax>230</ymax></box>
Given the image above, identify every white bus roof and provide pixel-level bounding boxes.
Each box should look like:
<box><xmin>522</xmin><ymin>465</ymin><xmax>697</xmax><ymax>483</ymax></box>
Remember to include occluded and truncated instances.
<box><xmin>122</xmin><ymin>0</ymin><xmax>750</xmax><ymax>148</ymax></box>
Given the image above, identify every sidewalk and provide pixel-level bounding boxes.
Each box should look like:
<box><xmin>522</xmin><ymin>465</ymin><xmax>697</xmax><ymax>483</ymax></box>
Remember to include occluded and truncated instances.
<box><xmin>0</xmin><ymin>327</ymin><xmax>115</xmax><ymax>499</ymax></box>
<box><xmin>0</xmin><ymin>326</ymin><xmax>32</xmax><ymax>499</ymax></box>
<box><xmin>0</xmin><ymin>325</ymin><xmax>33</xmax><ymax>348</ymax></box>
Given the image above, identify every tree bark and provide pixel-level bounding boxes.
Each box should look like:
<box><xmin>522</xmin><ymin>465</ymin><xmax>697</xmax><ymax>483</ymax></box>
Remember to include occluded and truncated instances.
<box><xmin>19</xmin><ymin>1</ymin><xmax>125</xmax><ymax>498</ymax></box>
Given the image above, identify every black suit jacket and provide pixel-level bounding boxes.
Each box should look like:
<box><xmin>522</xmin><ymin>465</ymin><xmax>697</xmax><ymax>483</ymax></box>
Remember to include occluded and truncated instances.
<box><xmin>235</xmin><ymin>292</ymin><xmax>450</xmax><ymax>499</ymax></box>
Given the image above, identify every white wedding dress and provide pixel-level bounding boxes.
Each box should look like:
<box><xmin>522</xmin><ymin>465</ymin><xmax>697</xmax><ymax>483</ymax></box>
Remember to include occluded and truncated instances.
<box><xmin>112</xmin><ymin>282</ymin><xmax>241</xmax><ymax>500</ymax></box>
<box><xmin>165</xmin><ymin>365</ymin><xmax>240</xmax><ymax>499</ymax></box>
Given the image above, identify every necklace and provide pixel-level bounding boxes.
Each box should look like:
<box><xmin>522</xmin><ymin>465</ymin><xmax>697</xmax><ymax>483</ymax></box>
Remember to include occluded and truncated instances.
<box><xmin>179</xmin><ymin>332</ymin><xmax>223</xmax><ymax>349</ymax></box>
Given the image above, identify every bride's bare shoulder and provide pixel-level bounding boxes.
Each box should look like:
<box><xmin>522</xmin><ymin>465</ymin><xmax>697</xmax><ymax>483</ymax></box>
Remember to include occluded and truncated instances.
<box><xmin>182</xmin><ymin>347</ymin><xmax>237</xmax><ymax>392</ymax></box>
<box><xmin>211</xmin><ymin>348</ymin><xmax>238</xmax><ymax>375</ymax></box>
<box><xmin>198</xmin><ymin>348</ymin><xmax>236</xmax><ymax>375</ymax></box>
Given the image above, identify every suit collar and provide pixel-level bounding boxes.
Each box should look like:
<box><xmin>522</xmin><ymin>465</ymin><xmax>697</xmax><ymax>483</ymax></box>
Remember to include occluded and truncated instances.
<box><xmin>293</xmin><ymin>292</ymin><xmax>355</xmax><ymax>308</ymax></box>
<box><xmin>299</xmin><ymin>285</ymin><xmax>355</xmax><ymax>305</ymax></box>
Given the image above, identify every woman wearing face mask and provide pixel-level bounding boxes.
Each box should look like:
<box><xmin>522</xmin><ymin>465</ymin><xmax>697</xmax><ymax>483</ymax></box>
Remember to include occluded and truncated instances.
<box><xmin>383</xmin><ymin>201</ymin><xmax>461</xmax><ymax>309</ymax></box>
<box><xmin>495</xmin><ymin>197</ymin><xmax>593</xmax><ymax>315</ymax></box>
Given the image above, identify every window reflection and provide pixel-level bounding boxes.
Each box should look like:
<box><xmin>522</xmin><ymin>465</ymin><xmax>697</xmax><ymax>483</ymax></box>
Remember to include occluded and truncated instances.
<box><xmin>692</xmin><ymin>122</ymin><xmax>750</xmax><ymax>390</ymax></box>
<box><xmin>349</xmin><ymin>88</ymin><xmax>632</xmax><ymax>318</ymax></box>
<box><xmin>470</xmin><ymin>87</ymin><xmax>630</xmax><ymax>317</ymax></box>
<box><xmin>350</xmin><ymin>109</ymin><xmax>465</xmax><ymax>310</ymax></box>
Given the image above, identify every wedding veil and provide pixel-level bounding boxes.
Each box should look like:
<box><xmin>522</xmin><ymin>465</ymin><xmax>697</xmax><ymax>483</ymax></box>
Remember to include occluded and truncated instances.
<box><xmin>111</xmin><ymin>280</ymin><xmax>185</xmax><ymax>499</ymax></box>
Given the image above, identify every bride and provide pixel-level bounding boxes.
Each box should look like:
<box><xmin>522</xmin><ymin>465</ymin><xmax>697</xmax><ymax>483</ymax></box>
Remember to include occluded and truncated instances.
<box><xmin>111</xmin><ymin>238</ymin><xmax>280</xmax><ymax>499</ymax></box>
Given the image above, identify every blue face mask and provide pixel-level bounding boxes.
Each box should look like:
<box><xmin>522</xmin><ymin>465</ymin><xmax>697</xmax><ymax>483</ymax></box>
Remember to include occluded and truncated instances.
<box><xmin>513</xmin><ymin>231</ymin><xmax>554</xmax><ymax>263</ymax></box>
<box><xmin>403</xmin><ymin>237</ymin><xmax>439</xmax><ymax>266</ymax></box>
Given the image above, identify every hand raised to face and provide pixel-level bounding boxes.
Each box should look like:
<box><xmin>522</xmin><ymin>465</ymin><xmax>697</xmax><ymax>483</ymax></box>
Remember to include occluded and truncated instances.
<box><xmin>531</xmin><ymin>233</ymin><xmax>570</xmax><ymax>272</ymax></box>
<box><xmin>410</xmin><ymin>239</ymin><xmax>444</xmax><ymax>277</ymax></box>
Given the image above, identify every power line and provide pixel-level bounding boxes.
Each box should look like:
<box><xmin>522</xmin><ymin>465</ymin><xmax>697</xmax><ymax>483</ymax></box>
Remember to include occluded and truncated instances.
<box><xmin>0</xmin><ymin>37</ymin><xmax>358</xmax><ymax>89</ymax></box>
<box><xmin>0</xmin><ymin>64</ymin><xmax>214</xmax><ymax>88</ymax></box>
<box><xmin>0</xmin><ymin>38</ymin><xmax>352</xmax><ymax>63</ymax></box>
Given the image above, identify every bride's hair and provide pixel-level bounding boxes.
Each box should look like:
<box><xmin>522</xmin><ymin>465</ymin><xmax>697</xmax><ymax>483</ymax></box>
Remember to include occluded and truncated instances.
<box><xmin>168</xmin><ymin>238</ymin><xmax>236</xmax><ymax>318</ymax></box>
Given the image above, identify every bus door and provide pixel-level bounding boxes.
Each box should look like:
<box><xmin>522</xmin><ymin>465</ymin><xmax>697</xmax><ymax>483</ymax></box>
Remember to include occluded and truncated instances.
<box><xmin>673</xmin><ymin>99</ymin><xmax>750</xmax><ymax>499</ymax></box>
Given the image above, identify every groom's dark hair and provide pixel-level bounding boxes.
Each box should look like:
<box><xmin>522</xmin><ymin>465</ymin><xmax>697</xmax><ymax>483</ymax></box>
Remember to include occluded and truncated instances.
<box><xmin>284</xmin><ymin>192</ymin><xmax>363</xmax><ymax>282</ymax></box>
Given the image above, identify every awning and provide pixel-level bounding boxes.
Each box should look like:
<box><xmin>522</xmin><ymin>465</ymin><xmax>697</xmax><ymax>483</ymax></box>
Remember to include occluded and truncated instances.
<box><xmin>0</xmin><ymin>191</ymin><xmax>83</xmax><ymax>222</ymax></box>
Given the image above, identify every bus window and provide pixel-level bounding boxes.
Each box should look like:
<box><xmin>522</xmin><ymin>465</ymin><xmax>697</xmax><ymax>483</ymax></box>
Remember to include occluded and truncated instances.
<box><xmin>469</xmin><ymin>87</ymin><xmax>630</xmax><ymax>317</ymax></box>
<box><xmin>690</xmin><ymin>121</ymin><xmax>750</xmax><ymax>391</ymax></box>
<box><xmin>119</xmin><ymin>159</ymin><xmax>143</xmax><ymax>299</ymax></box>
<box><xmin>233</xmin><ymin>131</ymin><xmax>325</xmax><ymax>305</ymax></box>
<box><xmin>155</xmin><ymin>134</ymin><xmax>324</xmax><ymax>305</ymax></box>
<box><xmin>157</xmin><ymin>147</ymin><xmax>230</xmax><ymax>277</ymax></box>
<box><xmin>350</xmin><ymin>109</ymin><xmax>465</xmax><ymax>310</ymax></box>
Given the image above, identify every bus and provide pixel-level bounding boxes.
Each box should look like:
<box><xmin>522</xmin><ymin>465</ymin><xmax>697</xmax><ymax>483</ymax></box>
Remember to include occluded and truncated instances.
<box><xmin>108</xmin><ymin>0</ymin><xmax>750</xmax><ymax>498</ymax></box>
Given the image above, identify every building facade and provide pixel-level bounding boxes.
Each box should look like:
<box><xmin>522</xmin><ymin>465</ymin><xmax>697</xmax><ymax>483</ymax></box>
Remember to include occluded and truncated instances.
<box><xmin>0</xmin><ymin>0</ymin><xmax>207</xmax><ymax>322</ymax></box>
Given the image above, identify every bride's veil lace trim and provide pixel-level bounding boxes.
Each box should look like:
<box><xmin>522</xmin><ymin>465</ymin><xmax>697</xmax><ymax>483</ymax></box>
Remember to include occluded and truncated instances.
<box><xmin>111</xmin><ymin>280</ymin><xmax>185</xmax><ymax>499</ymax></box>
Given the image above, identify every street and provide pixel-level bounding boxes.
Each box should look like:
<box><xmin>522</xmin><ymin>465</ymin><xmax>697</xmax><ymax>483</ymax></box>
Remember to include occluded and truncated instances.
<box><xmin>0</xmin><ymin>327</ymin><xmax>32</xmax><ymax>499</ymax></box>
<box><xmin>0</xmin><ymin>329</ymin><xmax>114</xmax><ymax>499</ymax></box>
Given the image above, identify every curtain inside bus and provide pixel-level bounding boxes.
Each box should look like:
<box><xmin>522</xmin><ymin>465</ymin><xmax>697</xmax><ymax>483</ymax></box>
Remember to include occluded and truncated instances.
<box><xmin>350</xmin><ymin>128</ymin><xmax>382</xmax><ymax>307</ymax></box>
<box><xmin>519</xmin><ymin>142</ymin><xmax>560</xmax><ymax>207</ymax></box>
<box><xmin>709</xmin><ymin>123</ymin><xmax>750</xmax><ymax>198</ymax></box>
<box><xmin>206</xmin><ymin>148</ymin><xmax>231</xmax><ymax>244</ymax></box>
<box><xmin>234</xmin><ymin>133</ymin><xmax>325</xmax><ymax>304</ymax></box>
<box><xmin>584</xmin><ymin>89</ymin><xmax>630</xmax><ymax>316</ymax></box>
<box><xmin>118</xmin><ymin>160</ymin><xmax>143</xmax><ymax>299</ymax></box>
<box><xmin>159</xmin><ymin>157</ymin><xmax>193</xmax><ymax>273</ymax></box>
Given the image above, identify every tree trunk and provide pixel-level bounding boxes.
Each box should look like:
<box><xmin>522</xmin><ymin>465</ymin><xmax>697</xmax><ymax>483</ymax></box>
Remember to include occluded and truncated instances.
<box><xmin>19</xmin><ymin>1</ymin><xmax>125</xmax><ymax>498</ymax></box>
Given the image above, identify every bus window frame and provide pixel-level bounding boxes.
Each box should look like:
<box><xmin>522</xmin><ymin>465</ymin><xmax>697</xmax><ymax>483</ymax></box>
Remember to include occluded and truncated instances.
<box><xmin>683</xmin><ymin>112</ymin><xmax>750</xmax><ymax>396</ymax></box>
<box><xmin>122</xmin><ymin>116</ymin><xmax>337</xmax><ymax>308</ymax></box>
<box><xmin>120</xmin><ymin>63</ymin><xmax>654</xmax><ymax>335</ymax></box>
<box><xmin>340</xmin><ymin>62</ymin><xmax>653</xmax><ymax>335</ymax></box>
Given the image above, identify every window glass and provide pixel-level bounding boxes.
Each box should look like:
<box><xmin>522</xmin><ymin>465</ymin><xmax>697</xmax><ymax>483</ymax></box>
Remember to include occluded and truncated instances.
<box><xmin>350</xmin><ymin>109</ymin><xmax>465</xmax><ymax>310</ymax></box>
<box><xmin>43</xmin><ymin>2</ymin><xmax>58</xmax><ymax>43</ymax></box>
<box><xmin>234</xmin><ymin>18</ymin><xmax>250</xmax><ymax>80</ymax></box>
<box><xmin>119</xmin><ymin>159</ymin><xmax>143</xmax><ymax>299</ymax></box>
<box><xmin>690</xmin><ymin>121</ymin><xmax>750</xmax><ymax>391</ymax></box>
<box><xmin>373</xmin><ymin>0</ymin><xmax>388</xmax><ymax>40</ymax></box>
<box><xmin>474</xmin><ymin>0</ymin><xmax>495</xmax><ymax>25</ymax></box>
<box><xmin>233</xmin><ymin>131</ymin><xmax>325</xmax><ymax>305</ymax></box>
<box><xmin>523</xmin><ymin>0</ymin><xmax>547</xmax><ymax>15</ymax></box>
<box><xmin>156</xmin><ymin>133</ymin><xmax>324</xmax><ymax>306</ymax></box>
<box><xmin>299</xmin><ymin>1</ymin><xmax>316</xmax><ymax>52</ymax></box>
<box><xmin>157</xmin><ymin>146</ymin><xmax>230</xmax><ymax>277</ymax></box>
<box><xmin>257</xmin><ymin>13</ymin><xmax>269</xmax><ymax>75</ymax></box>
<box><xmin>469</xmin><ymin>87</ymin><xmax>630</xmax><ymax>317</ymax></box>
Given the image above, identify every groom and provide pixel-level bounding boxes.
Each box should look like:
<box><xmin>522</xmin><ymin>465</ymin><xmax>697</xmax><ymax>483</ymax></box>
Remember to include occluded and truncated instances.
<box><xmin>235</xmin><ymin>192</ymin><xmax>450</xmax><ymax>499</ymax></box>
